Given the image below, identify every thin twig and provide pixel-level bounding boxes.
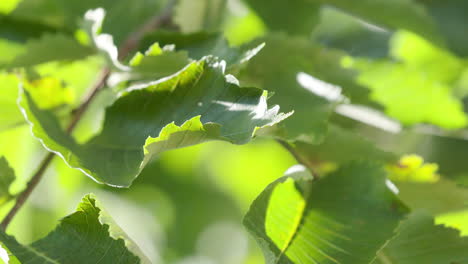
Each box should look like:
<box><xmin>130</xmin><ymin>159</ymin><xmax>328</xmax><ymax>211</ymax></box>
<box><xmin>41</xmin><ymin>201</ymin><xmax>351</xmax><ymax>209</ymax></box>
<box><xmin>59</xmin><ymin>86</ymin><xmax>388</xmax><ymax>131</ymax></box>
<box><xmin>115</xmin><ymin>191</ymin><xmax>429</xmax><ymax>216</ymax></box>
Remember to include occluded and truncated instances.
<box><xmin>1</xmin><ymin>1</ymin><xmax>177</xmax><ymax>231</ymax></box>
<box><xmin>276</xmin><ymin>139</ymin><xmax>319</xmax><ymax>179</ymax></box>
<box><xmin>118</xmin><ymin>0</ymin><xmax>178</xmax><ymax>59</ymax></box>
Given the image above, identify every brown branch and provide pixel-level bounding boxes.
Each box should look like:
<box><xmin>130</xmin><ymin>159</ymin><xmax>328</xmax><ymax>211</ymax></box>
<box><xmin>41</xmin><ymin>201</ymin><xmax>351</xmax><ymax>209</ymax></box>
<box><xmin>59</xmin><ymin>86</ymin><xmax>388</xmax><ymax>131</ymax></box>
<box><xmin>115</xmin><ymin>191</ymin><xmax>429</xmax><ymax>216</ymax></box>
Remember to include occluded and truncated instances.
<box><xmin>1</xmin><ymin>1</ymin><xmax>178</xmax><ymax>231</ymax></box>
<box><xmin>118</xmin><ymin>0</ymin><xmax>178</xmax><ymax>59</ymax></box>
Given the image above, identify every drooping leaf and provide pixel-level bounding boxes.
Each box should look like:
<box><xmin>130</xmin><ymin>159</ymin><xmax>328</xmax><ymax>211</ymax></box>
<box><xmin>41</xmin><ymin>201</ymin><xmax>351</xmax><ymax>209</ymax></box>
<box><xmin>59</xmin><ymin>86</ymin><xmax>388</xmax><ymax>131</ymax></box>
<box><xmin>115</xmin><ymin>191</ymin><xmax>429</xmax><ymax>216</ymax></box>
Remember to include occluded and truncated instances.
<box><xmin>373</xmin><ymin>212</ymin><xmax>468</xmax><ymax>264</ymax></box>
<box><xmin>0</xmin><ymin>194</ymin><xmax>149</xmax><ymax>263</ymax></box>
<box><xmin>244</xmin><ymin>162</ymin><xmax>407</xmax><ymax>264</ymax></box>
<box><xmin>239</xmin><ymin>34</ymin><xmax>369</xmax><ymax>142</ymax></box>
<box><xmin>6</xmin><ymin>33</ymin><xmax>93</xmax><ymax>68</ymax></box>
<box><xmin>20</xmin><ymin>58</ymin><xmax>290</xmax><ymax>187</ymax></box>
<box><xmin>141</xmin><ymin>31</ymin><xmax>265</xmax><ymax>69</ymax></box>
<box><xmin>0</xmin><ymin>157</ymin><xmax>15</xmax><ymax>205</ymax></box>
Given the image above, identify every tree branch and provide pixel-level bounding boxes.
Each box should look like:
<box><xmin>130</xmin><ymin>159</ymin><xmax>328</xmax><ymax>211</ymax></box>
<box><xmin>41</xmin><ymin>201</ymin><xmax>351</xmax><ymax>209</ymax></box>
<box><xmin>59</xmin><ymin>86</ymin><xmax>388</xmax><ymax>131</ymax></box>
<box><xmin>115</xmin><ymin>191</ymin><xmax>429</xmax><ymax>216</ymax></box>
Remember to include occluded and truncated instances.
<box><xmin>1</xmin><ymin>1</ymin><xmax>177</xmax><ymax>231</ymax></box>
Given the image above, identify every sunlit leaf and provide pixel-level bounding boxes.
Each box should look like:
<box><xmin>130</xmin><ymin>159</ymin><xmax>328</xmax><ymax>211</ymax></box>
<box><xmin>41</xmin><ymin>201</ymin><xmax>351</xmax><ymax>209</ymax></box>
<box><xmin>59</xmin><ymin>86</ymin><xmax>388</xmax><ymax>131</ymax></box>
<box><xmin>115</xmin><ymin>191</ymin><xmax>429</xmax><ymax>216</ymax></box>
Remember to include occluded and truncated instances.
<box><xmin>244</xmin><ymin>162</ymin><xmax>407</xmax><ymax>264</ymax></box>
<box><xmin>344</xmin><ymin>33</ymin><xmax>468</xmax><ymax>128</ymax></box>
<box><xmin>20</xmin><ymin>58</ymin><xmax>290</xmax><ymax>187</ymax></box>
<box><xmin>141</xmin><ymin>31</ymin><xmax>264</xmax><ymax>70</ymax></box>
<box><xmin>0</xmin><ymin>194</ymin><xmax>149</xmax><ymax>263</ymax></box>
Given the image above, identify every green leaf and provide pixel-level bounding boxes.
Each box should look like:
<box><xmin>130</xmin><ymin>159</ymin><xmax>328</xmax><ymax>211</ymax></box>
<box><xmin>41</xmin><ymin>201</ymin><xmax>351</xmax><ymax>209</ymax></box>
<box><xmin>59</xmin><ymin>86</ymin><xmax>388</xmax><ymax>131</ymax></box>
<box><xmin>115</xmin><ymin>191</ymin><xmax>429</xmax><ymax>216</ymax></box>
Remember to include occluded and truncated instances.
<box><xmin>0</xmin><ymin>157</ymin><xmax>15</xmax><ymax>205</ymax></box>
<box><xmin>20</xmin><ymin>58</ymin><xmax>290</xmax><ymax>187</ymax></box>
<box><xmin>396</xmin><ymin>179</ymin><xmax>468</xmax><ymax>215</ymax></box>
<box><xmin>246</xmin><ymin>0</ymin><xmax>436</xmax><ymax>40</ymax></box>
<box><xmin>239</xmin><ymin>34</ymin><xmax>369</xmax><ymax>142</ymax></box>
<box><xmin>7</xmin><ymin>33</ymin><xmax>93</xmax><ymax>68</ymax></box>
<box><xmin>0</xmin><ymin>71</ymin><xmax>76</xmax><ymax>133</ymax></box>
<box><xmin>174</xmin><ymin>0</ymin><xmax>227</xmax><ymax>33</ymax></box>
<box><xmin>0</xmin><ymin>0</ymin><xmax>21</xmax><ymax>15</ymax></box>
<box><xmin>9</xmin><ymin>0</ymin><xmax>166</xmax><ymax>45</ymax></box>
<box><xmin>344</xmin><ymin>32</ymin><xmax>468</xmax><ymax>129</ymax></box>
<box><xmin>311</xmin><ymin>7</ymin><xmax>391</xmax><ymax>58</ymax></box>
<box><xmin>373</xmin><ymin>212</ymin><xmax>468</xmax><ymax>264</ymax></box>
<box><xmin>416</xmin><ymin>0</ymin><xmax>468</xmax><ymax>57</ymax></box>
<box><xmin>141</xmin><ymin>31</ymin><xmax>265</xmax><ymax>69</ymax></box>
<box><xmin>294</xmin><ymin>125</ymin><xmax>396</xmax><ymax>166</ymax></box>
<box><xmin>244</xmin><ymin>162</ymin><xmax>407</xmax><ymax>264</ymax></box>
<box><xmin>0</xmin><ymin>194</ymin><xmax>148</xmax><ymax>263</ymax></box>
<box><xmin>245</xmin><ymin>0</ymin><xmax>321</xmax><ymax>35</ymax></box>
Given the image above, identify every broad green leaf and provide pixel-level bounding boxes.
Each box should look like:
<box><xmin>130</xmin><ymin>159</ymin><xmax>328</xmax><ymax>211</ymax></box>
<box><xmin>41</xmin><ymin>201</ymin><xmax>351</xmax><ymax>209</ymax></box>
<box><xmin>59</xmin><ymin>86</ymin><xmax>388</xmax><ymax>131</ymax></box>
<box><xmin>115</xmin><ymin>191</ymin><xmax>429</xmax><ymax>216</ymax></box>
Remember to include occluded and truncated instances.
<box><xmin>0</xmin><ymin>194</ymin><xmax>148</xmax><ymax>263</ymax></box>
<box><xmin>373</xmin><ymin>212</ymin><xmax>468</xmax><ymax>264</ymax></box>
<box><xmin>0</xmin><ymin>157</ymin><xmax>15</xmax><ymax>205</ymax></box>
<box><xmin>20</xmin><ymin>58</ymin><xmax>290</xmax><ymax>187</ymax></box>
<box><xmin>141</xmin><ymin>31</ymin><xmax>265</xmax><ymax>69</ymax></box>
<box><xmin>7</xmin><ymin>33</ymin><xmax>93</xmax><ymax>68</ymax></box>
<box><xmin>244</xmin><ymin>162</ymin><xmax>407</xmax><ymax>264</ymax></box>
<box><xmin>239</xmin><ymin>34</ymin><xmax>369</xmax><ymax>142</ymax></box>
<box><xmin>344</xmin><ymin>31</ymin><xmax>468</xmax><ymax>129</ymax></box>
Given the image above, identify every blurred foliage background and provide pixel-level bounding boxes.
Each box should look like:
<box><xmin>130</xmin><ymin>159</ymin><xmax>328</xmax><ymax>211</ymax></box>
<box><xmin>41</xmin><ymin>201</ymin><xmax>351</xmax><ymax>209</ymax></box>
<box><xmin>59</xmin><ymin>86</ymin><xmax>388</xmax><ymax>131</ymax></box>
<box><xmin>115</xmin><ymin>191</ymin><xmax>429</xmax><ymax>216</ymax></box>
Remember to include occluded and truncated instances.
<box><xmin>2</xmin><ymin>0</ymin><xmax>468</xmax><ymax>263</ymax></box>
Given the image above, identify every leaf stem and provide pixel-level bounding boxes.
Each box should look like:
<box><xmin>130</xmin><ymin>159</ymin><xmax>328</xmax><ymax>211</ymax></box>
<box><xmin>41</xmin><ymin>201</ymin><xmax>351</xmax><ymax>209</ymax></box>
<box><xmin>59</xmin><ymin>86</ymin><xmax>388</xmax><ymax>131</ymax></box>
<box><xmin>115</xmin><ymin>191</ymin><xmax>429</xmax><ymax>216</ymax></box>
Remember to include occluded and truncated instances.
<box><xmin>276</xmin><ymin>139</ymin><xmax>319</xmax><ymax>178</ymax></box>
<box><xmin>1</xmin><ymin>1</ymin><xmax>177</xmax><ymax>231</ymax></box>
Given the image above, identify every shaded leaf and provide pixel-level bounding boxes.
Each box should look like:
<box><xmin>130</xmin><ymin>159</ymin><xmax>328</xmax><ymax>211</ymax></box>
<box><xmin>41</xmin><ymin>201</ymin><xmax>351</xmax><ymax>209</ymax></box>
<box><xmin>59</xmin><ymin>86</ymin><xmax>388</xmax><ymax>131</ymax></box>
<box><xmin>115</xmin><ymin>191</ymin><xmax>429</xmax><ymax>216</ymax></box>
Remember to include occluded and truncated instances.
<box><xmin>0</xmin><ymin>194</ymin><xmax>148</xmax><ymax>263</ymax></box>
<box><xmin>9</xmin><ymin>0</ymin><xmax>166</xmax><ymax>45</ymax></box>
<box><xmin>311</xmin><ymin>7</ymin><xmax>391</xmax><ymax>58</ymax></box>
<box><xmin>294</xmin><ymin>124</ymin><xmax>396</xmax><ymax>166</ymax></box>
<box><xmin>244</xmin><ymin>162</ymin><xmax>407</xmax><ymax>264</ymax></box>
<box><xmin>245</xmin><ymin>0</ymin><xmax>321</xmax><ymax>35</ymax></box>
<box><xmin>141</xmin><ymin>31</ymin><xmax>264</xmax><ymax>69</ymax></box>
<box><xmin>396</xmin><ymin>179</ymin><xmax>468</xmax><ymax>215</ymax></box>
<box><xmin>20</xmin><ymin>59</ymin><xmax>290</xmax><ymax>187</ymax></box>
<box><xmin>239</xmin><ymin>34</ymin><xmax>369</xmax><ymax>142</ymax></box>
<box><xmin>373</xmin><ymin>212</ymin><xmax>468</xmax><ymax>264</ymax></box>
<box><xmin>7</xmin><ymin>33</ymin><xmax>93</xmax><ymax>68</ymax></box>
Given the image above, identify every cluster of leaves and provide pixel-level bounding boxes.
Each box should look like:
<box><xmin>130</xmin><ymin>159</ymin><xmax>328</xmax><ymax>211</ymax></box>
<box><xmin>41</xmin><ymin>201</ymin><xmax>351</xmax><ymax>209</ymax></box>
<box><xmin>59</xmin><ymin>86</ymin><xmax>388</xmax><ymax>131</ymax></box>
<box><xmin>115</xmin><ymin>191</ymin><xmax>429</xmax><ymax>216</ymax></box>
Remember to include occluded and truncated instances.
<box><xmin>1</xmin><ymin>0</ymin><xmax>468</xmax><ymax>263</ymax></box>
